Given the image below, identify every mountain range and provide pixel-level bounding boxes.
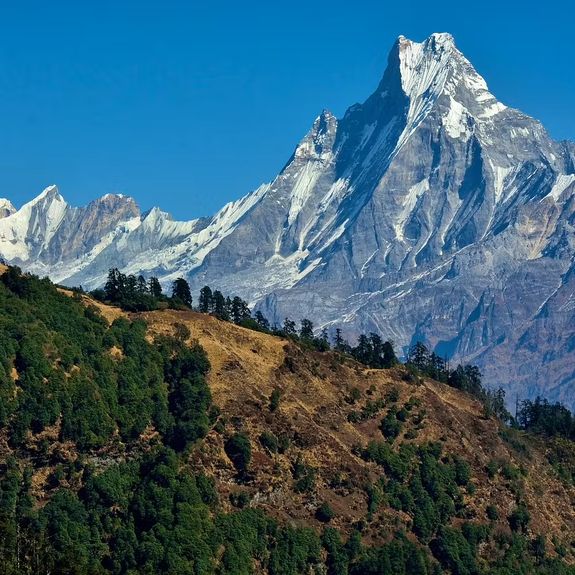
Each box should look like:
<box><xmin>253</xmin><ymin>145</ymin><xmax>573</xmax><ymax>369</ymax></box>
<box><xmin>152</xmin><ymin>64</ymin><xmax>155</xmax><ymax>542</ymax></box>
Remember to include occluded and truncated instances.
<box><xmin>1</xmin><ymin>32</ymin><xmax>575</xmax><ymax>407</ymax></box>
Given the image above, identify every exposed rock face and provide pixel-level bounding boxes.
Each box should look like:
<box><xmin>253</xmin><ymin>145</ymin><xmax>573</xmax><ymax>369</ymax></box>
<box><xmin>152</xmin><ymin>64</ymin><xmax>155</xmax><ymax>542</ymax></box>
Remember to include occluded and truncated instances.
<box><xmin>0</xmin><ymin>199</ymin><xmax>16</xmax><ymax>219</ymax></box>
<box><xmin>1</xmin><ymin>33</ymin><xmax>574</xmax><ymax>407</ymax></box>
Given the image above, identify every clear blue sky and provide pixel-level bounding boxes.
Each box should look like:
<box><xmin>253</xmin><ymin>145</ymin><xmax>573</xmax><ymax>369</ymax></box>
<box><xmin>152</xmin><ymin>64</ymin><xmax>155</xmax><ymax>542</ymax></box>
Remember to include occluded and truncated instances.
<box><xmin>1</xmin><ymin>0</ymin><xmax>573</xmax><ymax>219</ymax></box>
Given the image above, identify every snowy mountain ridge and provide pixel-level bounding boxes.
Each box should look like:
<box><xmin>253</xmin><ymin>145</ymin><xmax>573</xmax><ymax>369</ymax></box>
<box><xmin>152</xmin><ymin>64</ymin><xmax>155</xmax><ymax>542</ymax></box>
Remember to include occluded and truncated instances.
<box><xmin>2</xmin><ymin>32</ymin><xmax>575</xmax><ymax>407</ymax></box>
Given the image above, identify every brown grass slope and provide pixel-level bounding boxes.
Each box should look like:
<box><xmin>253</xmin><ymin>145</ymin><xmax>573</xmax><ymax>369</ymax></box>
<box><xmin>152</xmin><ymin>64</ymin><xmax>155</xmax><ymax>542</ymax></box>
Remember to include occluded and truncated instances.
<box><xmin>131</xmin><ymin>308</ymin><xmax>575</xmax><ymax>550</ymax></box>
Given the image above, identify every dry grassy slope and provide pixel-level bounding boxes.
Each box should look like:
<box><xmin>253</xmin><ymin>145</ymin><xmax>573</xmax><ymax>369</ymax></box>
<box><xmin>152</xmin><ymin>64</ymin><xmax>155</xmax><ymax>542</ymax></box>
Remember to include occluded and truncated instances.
<box><xmin>10</xmin><ymin>263</ymin><xmax>572</xmax><ymax>550</ymax></box>
<box><xmin>133</xmin><ymin>308</ymin><xmax>575</xmax><ymax>548</ymax></box>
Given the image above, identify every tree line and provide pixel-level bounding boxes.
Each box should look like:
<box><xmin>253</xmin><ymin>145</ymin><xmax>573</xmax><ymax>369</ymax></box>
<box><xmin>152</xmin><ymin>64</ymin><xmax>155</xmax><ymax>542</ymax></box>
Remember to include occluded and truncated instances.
<box><xmin>92</xmin><ymin>269</ymin><xmax>399</xmax><ymax>369</ymax></box>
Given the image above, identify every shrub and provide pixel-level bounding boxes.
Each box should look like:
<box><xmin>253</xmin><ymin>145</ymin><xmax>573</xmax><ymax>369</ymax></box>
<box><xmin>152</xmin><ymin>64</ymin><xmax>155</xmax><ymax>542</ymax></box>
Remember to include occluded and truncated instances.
<box><xmin>486</xmin><ymin>504</ymin><xmax>499</xmax><ymax>521</ymax></box>
<box><xmin>316</xmin><ymin>502</ymin><xmax>335</xmax><ymax>523</ymax></box>
<box><xmin>259</xmin><ymin>432</ymin><xmax>278</xmax><ymax>454</ymax></box>
<box><xmin>509</xmin><ymin>504</ymin><xmax>530</xmax><ymax>533</ymax></box>
<box><xmin>486</xmin><ymin>459</ymin><xmax>499</xmax><ymax>479</ymax></box>
<box><xmin>225</xmin><ymin>433</ymin><xmax>252</xmax><ymax>474</ymax></box>
<box><xmin>380</xmin><ymin>409</ymin><xmax>402</xmax><ymax>442</ymax></box>
<box><xmin>269</xmin><ymin>389</ymin><xmax>281</xmax><ymax>412</ymax></box>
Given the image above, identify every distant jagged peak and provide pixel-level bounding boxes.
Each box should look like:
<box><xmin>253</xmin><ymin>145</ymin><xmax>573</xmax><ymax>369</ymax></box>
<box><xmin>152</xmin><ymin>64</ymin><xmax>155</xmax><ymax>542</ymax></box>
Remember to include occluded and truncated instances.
<box><xmin>294</xmin><ymin>109</ymin><xmax>338</xmax><ymax>162</ymax></box>
<box><xmin>90</xmin><ymin>192</ymin><xmax>139</xmax><ymax>211</ymax></box>
<box><xmin>35</xmin><ymin>184</ymin><xmax>64</xmax><ymax>202</ymax></box>
<box><xmin>0</xmin><ymin>198</ymin><xmax>16</xmax><ymax>219</ymax></box>
<box><xmin>395</xmin><ymin>33</ymin><xmax>455</xmax><ymax>97</ymax></box>
<box><xmin>382</xmin><ymin>32</ymin><xmax>506</xmax><ymax>121</ymax></box>
<box><xmin>7</xmin><ymin>185</ymin><xmax>68</xmax><ymax>220</ymax></box>
<box><xmin>141</xmin><ymin>206</ymin><xmax>173</xmax><ymax>224</ymax></box>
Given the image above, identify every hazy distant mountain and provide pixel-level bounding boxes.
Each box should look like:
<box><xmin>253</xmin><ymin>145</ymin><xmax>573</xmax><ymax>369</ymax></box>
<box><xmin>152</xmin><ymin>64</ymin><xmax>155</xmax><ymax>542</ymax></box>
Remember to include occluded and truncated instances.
<box><xmin>2</xmin><ymin>33</ymin><xmax>575</xmax><ymax>407</ymax></box>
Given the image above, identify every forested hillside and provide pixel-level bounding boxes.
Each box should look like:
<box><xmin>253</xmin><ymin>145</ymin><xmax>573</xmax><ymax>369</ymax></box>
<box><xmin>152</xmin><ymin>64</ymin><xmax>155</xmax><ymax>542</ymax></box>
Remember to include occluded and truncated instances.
<box><xmin>1</xmin><ymin>265</ymin><xmax>575</xmax><ymax>574</ymax></box>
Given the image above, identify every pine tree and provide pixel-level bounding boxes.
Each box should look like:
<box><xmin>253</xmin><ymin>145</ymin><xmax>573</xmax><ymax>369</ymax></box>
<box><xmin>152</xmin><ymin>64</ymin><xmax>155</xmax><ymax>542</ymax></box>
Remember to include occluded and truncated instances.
<box><xmin>171</xmin><ymin>278</ymin><xmax>192</xmax><ymax>307</ymax></box>
<box><xmin>382</xmin><ymin>341</ymin><xmax>397</xmax><ymax>368</ymax></box>
<box><xmin>212</xmin><ymin>290</ymin><xmax>228</xmax><ymax>320</ymax></box>
<box><xmin>408</xmin><ymin>342</ymin><xmax>430</xmax><ymax>372</ymax></box>
<box><xmin>282</xmin><ymin>318</ymin><xmax>297</xmax><ymax>337</ymax></box>
<box><xmin>254</xmin><ymin>311</ymin><xmax>270</xmax><ymax>331</ymax></box>
<box><xmin>104</xmin><ymin>268</ymin><xmax>125</xmax><ymax>302</ymax></box>
<box><xmin>334</xmin><ymin>328</ymin><xmax>346</xmax><ymax>351</ymax></box>
<box><xmin>353</xmin><ymin>334</ymin><xmax>372</xmax><ymax>365</ymax></box>
<box><xmin>300</xmin><ymin>319</ymin><xmax>314</xmax><ymax>340</ymax></box>
<box><xmin>137</xmin><ymin>275</ymin><xmax>148</xmax><ymax>294</ymax></box>
<box><xmin>231</xmin><ymin>296</ymin><xmax>251</xmax><ymax>324</ymax></box>
<box><xmin>148</xmin><ymin>277</ymin><xmax>163</xmax><ymax>298</ymax></box>
<box><xmin>198</xmin><ymin>286</ymin><xmax>213</xmax><ymax>313</ymax></box>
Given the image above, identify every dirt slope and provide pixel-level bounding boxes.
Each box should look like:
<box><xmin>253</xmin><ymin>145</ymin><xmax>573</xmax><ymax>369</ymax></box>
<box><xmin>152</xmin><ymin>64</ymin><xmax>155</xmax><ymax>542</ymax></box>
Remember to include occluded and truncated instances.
<box><xmin>132</xmin><ymin>308</ymin><xmax>575</xmax><ymax>549</ymax></box>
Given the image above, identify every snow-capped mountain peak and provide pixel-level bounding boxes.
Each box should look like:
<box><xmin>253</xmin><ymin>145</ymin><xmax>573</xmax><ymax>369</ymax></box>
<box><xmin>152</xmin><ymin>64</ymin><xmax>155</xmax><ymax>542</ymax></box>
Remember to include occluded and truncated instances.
<box><xmin>0</xmin><ymin>199</ymin><xmax>16</xmax><ymax>219</ymax></box>
<box><xmin>1</xmin><ymin>32</ymin><xmax>575</xmax><ymax>408</ymax></box>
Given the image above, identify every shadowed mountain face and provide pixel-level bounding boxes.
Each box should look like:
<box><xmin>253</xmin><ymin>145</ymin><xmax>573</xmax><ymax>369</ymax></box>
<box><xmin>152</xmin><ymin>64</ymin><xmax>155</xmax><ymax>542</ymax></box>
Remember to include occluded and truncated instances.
<box><xmin>1</xmin><ymin>33</ymin><xmax>575</xmax><ymax>407</ymax></box>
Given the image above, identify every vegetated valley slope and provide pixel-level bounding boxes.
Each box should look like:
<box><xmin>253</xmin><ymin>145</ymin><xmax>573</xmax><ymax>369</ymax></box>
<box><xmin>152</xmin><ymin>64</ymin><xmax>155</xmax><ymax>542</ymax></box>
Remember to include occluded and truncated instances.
<box><xmin>1</xmin><ymin>264</ymin><xmax>575</xmax><ymax>573</ymax></box>
<box><xmin>1</xmin><ymin>33</ymin><xmax>575</xmax><ymax>409</ymax></box>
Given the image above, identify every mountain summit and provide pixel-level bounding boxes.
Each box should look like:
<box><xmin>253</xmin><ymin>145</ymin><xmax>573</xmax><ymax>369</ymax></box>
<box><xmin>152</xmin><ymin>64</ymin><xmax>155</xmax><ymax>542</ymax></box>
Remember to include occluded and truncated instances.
<box><xmin>1</xmin><ymin>33</ymin><xmax>575</xmax><ymax>407</ymax></box>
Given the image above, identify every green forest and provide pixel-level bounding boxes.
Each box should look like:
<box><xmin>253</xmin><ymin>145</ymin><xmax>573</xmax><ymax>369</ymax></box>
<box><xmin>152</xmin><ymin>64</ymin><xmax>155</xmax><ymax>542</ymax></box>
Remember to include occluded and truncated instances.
<box><xmin>0</xmin><ymin>266</ymin><xmax>574</xmax><ymax>574</ymax></box>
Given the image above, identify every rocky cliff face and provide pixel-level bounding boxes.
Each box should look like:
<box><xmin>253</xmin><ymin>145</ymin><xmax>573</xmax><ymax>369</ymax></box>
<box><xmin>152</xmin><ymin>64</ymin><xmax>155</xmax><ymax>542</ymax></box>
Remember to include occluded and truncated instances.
<box><xmin>1</xmin><ymin>33</ymin><xmax>574</xmax><ymax>407</ymax></box>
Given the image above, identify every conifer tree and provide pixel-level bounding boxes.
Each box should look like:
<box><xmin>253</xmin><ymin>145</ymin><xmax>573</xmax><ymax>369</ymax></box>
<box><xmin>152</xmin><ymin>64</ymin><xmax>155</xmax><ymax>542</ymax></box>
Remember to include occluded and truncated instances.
<box><xmin>254</xmin><ymin>311</ymin><xmax>270</xmax><ymax>331</ymax></box>
<box><xmin>171</xmin><ymin>278</ymin><xmax>192</xmax><ymax>307</ymax></box>
<box><xmin>300</xmin><ymin>319</ymin><xmax>314</xmax><ymax>340</ymax></box>
<box><xmin>198</xmin><ymin>286</ymin><xmax>213</xmax><ymax>313</ymax></box>
<box><xmin>148</xmin><ymin>277</ymin><xmax>163</xmax><ymax>298</ymax></box>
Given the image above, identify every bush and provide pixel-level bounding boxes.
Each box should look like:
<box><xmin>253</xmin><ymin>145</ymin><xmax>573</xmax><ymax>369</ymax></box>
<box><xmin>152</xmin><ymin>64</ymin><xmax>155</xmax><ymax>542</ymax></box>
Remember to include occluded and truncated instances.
<box><xmin>229</xmin><ymin>491</ymin><xmax>250</xmax><ymax>508</ymax></box>
<box><xmin>486</xmin><ymin>459</ymin><xmax>499</xmax><ymax>478</ymax></box>
<box><xmin>385</xmin><ymin>387</ymin><xmax>400</xmax><ymax>403</ymax></box>
<box><xmin>347</xmin><ymin>387</ymin><xmax>361</xmax><ymax>404</ymax></box>
<box><xmin>225</xmin><ymin>433</ymin><xmax>252</xmax><ymax>474</ymax></box>
<box><xmin>486</xmin><ymin>504</ymin><xmax>499</xmax><ymax>521</ymax></box>
<box><xmin>316</xmin><ymin>502</ymin><xmax>334</xmax><ymax>523</ymax></box>
<box><xmin>509</xmin><ymin>504</ymin><xmax>530</xmax><ymax>533</ymax></box>
<box><xmin>259</xmin><ymin>432</ymin><xmax>278</xmax><ymax>454</ymax></box>
<box><xmin>269</xmin><ymin>389</ymin><xmax>281</xmax><ymax>412</ymax></box>
<box><xmin>380</xmin><ymin>409</ymin><xmax>402</xmax><ymax>442</ymax></box>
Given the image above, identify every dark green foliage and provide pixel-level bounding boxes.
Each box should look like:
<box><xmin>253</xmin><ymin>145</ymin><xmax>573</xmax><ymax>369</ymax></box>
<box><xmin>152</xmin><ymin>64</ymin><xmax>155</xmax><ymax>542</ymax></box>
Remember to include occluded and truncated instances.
<box><xmin>380</xmin><ymin>407</ymin><xmax>402</xmax><ymax>442</ymax></box>
<box><xmin>363</xmin><ymin>442</ymin><xmax>473</xmax><ymax>543</ymax></box>
<box><xmin>225</xmin><ymin>433</ymin><xmax>252</xmax><ymax>474</ymax></box>
<box><xmin>198</xmin><ymin>285</ymin><xmax>213</xmax><ymax>313</ymax></box>
<box><xmin>212</xmin><ymin>290</ymin><xmax>229</xmax><ymax>320</ymax></box>
<box><xmin>282</xmin><ymin>317</ymin><xmax>297</xmax><ymax>337</ymax></box>
<box><xmin>486</xmin><ymin>459</ymin><xmax>499</xmax><ymax>478</ymax></box>
<box><xmin>518</xmin><ymin>396</ymin><xmax>575</xmax><ymax>439</ymax></box>
<box><xmin>171</xmin><ymin>277</ymin><xmax>193</xmax><ymax>307</ymax></box>
<box><xmin>270</xmin><ymin>388</ymin><xmax>281</xmax><ymax>412</ymax></box>
<box><xmin>230</xmin><ymin>296</ymin><xmax>250</xmax><ymax>324</ymax></box>
<box><xmin>350</xmin><ymin>533</ymin><xmax>431</xmax><ymax>574</ymax></box>
<box><xmin>347</xmin><ymin>387</ymin><xmax>362</xmax><ymax>404</ymax></box>
<box><xmin>267</xmin><ymin>526</ymin><xmax>322</xmax><ymax>575</ymax></box>
<box><xmin>259</xmin><ymin>431</ymin><xmax>279</xmax><ymax>453</ymax></box>
<box><xmin>229</xmin><ymin>491</ymin><xmax>251</xmax><ymax>509</ymax></box>
<box><xmin>293</xmin><ymin>459</ymin><xmax>316</xmax><ymax>493</ymax></box>
<box><xmin>300</xmin><ymin>318</ymin><xmax>314</xmax><ymax>340</ymax></box>
<box><xmin>316</xmin><ymin>502</ymin><xmax>335</xmax><ymax>523</ymax></box>
<box><xmin>351</xmin><ymin>333</ymin><xmax>397</xmax><ymax>368</ymax></box>
<box><xmin>430</xmin><ymin>526</ymin><xmax>478</xmax><ymax>575</ymax></box>
<box><xmin>486</xmin><ymin>504</ymin><xmax>499</xmax><ymax>521</ymax></box>
<box><xmin>254</xmin><ymin>310</ymin><xmax>270</xmax><ymax>331</ymax></box>
<box><xmin>148</xmin><ymin>276</ymin><xmax>163</xmax><ymax>298</ymax></box>
<box><xmin>453</xmin><ymin>456</ymin><xmax>471</xmax><ymax>486</ymax></box>
<box><xmin>509</xmin><ymin>504</ymin><xmax>531</xmax><ymax>533</ymax></box>
<box><xmin>100</xmin><ymin>267</ymin><xmax>161</xmax><ymax>311</ymax></box>
<box><xmin>322</xmin><ymin>528</ymin><xmax>348</xmax><ymax>575</ymax></box>
<box><xmin>385</xmin><ymin>386</ymin><xmax>400</xmax><ymax>403</ymax></box>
